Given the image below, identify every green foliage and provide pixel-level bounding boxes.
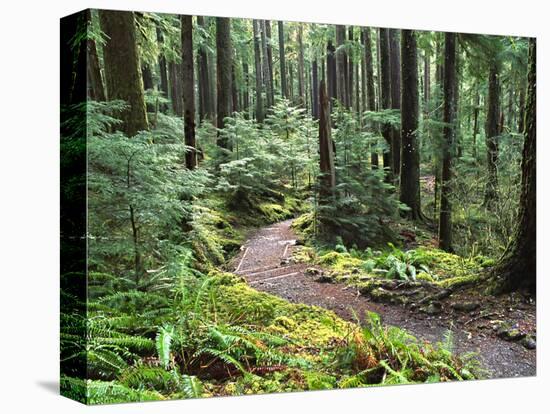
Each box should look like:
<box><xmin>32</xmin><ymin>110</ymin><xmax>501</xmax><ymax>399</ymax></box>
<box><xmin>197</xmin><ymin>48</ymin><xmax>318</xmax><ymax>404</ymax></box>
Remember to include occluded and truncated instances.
<box><xmin>333</xmin><ymin>312</ymin><xmax>481</xmax><ymax>385</ymax></box>
<box><xmin>312</xmin><ymin>106</ymin><xmax>402</xmax><ymax>247</ymax></box>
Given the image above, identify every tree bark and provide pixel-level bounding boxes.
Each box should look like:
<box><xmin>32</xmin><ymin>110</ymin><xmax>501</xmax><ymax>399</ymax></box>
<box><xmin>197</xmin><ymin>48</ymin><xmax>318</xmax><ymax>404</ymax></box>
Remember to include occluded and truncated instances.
<box><xmin>156</xmin><ymin>25</ymin><xmax>169</xmax><ymax>111</ymax></box>
<box><xmin>297</xmin><ymin>24</ymin><xmax>306</xmax><ymax>107</ymax></box>
<box><xmin>197</xmin><ymin>16</ymin><xmax>213</xmax><ymax>122</ymax></box>
<box><xmin>252</xmin><ymin>19</ymin><xmax>264</xmax><ymax>123</ymax></box>
<box><xmin>312</xmin><ymin>59</ymin><xmax>319</xmax><ymax>119</ymax></box>
<box><xmin>472</xmin><ymin>89</ymin><xmax>480</xmax><ymax>161</ymax></box>
<box><xmin>389</xmin><ymin>29</ymin><xmax>402</xmax><ymax>177</ymax></box>
<box><xmin>265</xmin><ymin>20</ymin><xmax>275</xmax><ymax>106</ymax></box>
<box><xmin>216</xmin><ymin>17</ymin><xmax>233</xmax><ymax>148</ymax></box>
<box><xmin>438</xmin><ymin>33</ymin><xmax>457</xmax><ymax>252</ymax></box>
<box><xmin>379</xmin><ymin>28</ymin><xmax>393</xmax><ymax>176</ymax></box>
<box><xmin>168</xmin><ymin>61</ymin><xmax>184</xmax><ymax>117</ymax></box>
<box><xmin>348</xmin><ymin>27</ymin><xmax>354</xmax><ymax>109</ymax></box>
<box><xmin>86</xmin><ymin>10</ymin><xmax>105</xmax><ymax>102</ymax></box>
<box><xmin>327</xmin><ymin>40</ymin><xmax>337</xmax><ymax>113</ymax></box>
<box><xmin>242</xmin><ymin>62</ymin><xmax>250</xmax><ymax>116</ymax></box>
<box><xmin>261</xmin><ymin>20</ymin><xmax>274</xmax><ymax>109</ymax></box>
<box><xmin>278</xmin><ymin>21</ymin><xmax>288</xmax><ymax>99</ymax></box>
<box><xmin>318</xmin><ymin>79</ymin><xmax>336</xmax><ymax>202</ymax></box>
<box><xmin>181</xmin><ymin>15</ymin><xmax>197</xmax><ymax>169</ymax></box>
<box><xmin>363</xmin><ymin>28</ymin><xmax>378</xmax><ymax>168</ymax></box>
<box><xmin>99</xmin><ymin>10</ymin><xmax>148</xmax><ymax>136</ymax></box>
<box><xmin>491</xmin><ymin>39</ymin><xmax>536</xmax><ymax>293</ymax></box>
<box><xmin>423</xmin><ymin>51</ymin><xmax>430</xmax><ymax>111</ymax></box>
<box><xmin>336</xmin><ymin>25</ymin><xmax>347</xmax><ymax>107</ymax></box>
<box><xmin>484</xmin><ymin>61</ymin><xmax>500</xmax><ymax>206</ymax></box>
<box><xmin>399</xmin><ymin>30</ymin><xmax>422</xmax><ymax>220</ymax></box>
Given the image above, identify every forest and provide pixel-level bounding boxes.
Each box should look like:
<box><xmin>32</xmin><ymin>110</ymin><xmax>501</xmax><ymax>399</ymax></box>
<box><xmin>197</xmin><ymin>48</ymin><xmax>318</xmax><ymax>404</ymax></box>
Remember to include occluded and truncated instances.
<box><xmin>60</xmin><ymin>9</ymin><xmax>536</xmax><ymax>404</ymax></box>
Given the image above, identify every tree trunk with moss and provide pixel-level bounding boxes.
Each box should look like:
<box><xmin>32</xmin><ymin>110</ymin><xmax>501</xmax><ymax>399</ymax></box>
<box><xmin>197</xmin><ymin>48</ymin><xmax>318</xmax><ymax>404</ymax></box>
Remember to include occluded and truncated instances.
<box><xmin>327</xmin><ymin>40</ymin><xmax>337</xmax><ymax>114</ymax></box>
<box><xmin>216</xmin><ymin>17</ymin><xmax>233</xmax><ymax>148</ymax></box>
<box><xmin>491</xmin><ymin>39</ymin><xmax>536</xmax><ymax>293</ymax></box>
<box><xmin>400</xmin><ymin>30</ymin><xmax>422</xmax><ymax>220</ymax></box>
<box><xmin>318</xmin><ymin>79</ymin><xmax>336</xmax><ymax>203</ymax></box>
<box><xmin>156</xmin><ymin>25</ymin><xmax>169</xmax><ymax>112</ymax></box>
<box><xmin>438</xmin><ymin>33</ymin><xmax>457</xmax><ymax>252</ymax></box>
<box><xmin>86</xmin><ymin>11</ymin><xmax>105</xmax><ymax>102</ymax></box>
<box><xmin>363</xmin><ymin>28</ymin><xmax>378</xmax><ymax>169</ymax></box>
<box><xmin>278</xmin><ymin>21</ymin><xmax>288</xmax><ymax>99</ymax></box>
<box><xmin>261</xmin><ymin>20</ymin><xmax>274</xmax><ymax>109</ymax></box>
<box><xmin>484</xmin><ymin>62</ymin><xmax>500</xmax><ymax>206</ymax></box>
<box><xmin>99</xmin><ymin>10</ymin><xmax>148</xmax><ymax>136</ymax></box>
<box><xmin>181</xmin><ymin>15</ymin><xmax>197</xmax><ymax>169</ymax></box>
<box><xmin>252</xmin><ymin>19</ymin><xmax>264</xmax><ymax>123</ymax></box>
<box><xmin>379</xmin><ymin>28</ymin><xmax>393</xmax><ymax>177</ymax></box>
<box><xmin>389</xmin><ymin>29</ymin><xmax>402</xmax><ymax>178</ymax></box>
<box><xmin>197</xmin><ymin>16</ymin><xmax>213</xmax><ymax>122</ymax></box>
<box><xmin>297</xmin><ymin>24</ymin><xmax>306</xmax><ymax>107</ymax></box>
<box><xmin>336</xmin><ymin>25</ymin><xmax>347</xmax><ymax>107</ymax></box>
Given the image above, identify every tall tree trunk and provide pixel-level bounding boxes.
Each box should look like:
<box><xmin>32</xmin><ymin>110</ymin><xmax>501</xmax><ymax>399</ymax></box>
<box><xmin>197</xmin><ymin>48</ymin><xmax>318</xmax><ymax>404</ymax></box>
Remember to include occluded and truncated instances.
<box><xmin>278</xmin><ymin>21</ymin><xmax>288</xmax><ymax>99</ymax></box>
<box><xmin>156</xmin><ymin>25</ymin><xmax>169</xmax><ymax>111</ymax></box>
<box><xmin>168</xmin><ymin>61</ymin><xmax>184</xmax><ymax>117</ymax></box>
<box><xmin>216</xmin><ymin>17</ymin><xmax>232</xmax><ymax>148</ymax></box>
<box><xmin>265</xmin><ymin>20</ymin><xmax>275</xmax><ymax>106</ymax></box>
<box><xmin>197</xmin><ymin>16</ymin><xmax>213</xmax><ymax>122</ymax></box>
<box><xmin>252</xmin><ymin>20</ymin><xmax>264</xmax><ymax>123</ymax></box>
<box><xmin>400</xmin><ymin>30</ymin><xmax>422</xmax><ymax>220</ymax></box>
<box><xmin>484</xmin><ymin>61</ymin><xmax>500</xmax><ymax>206</ymax></box>
<box><xmin>231</xmin><ymin>60</ymin><xmax>239</xmax><ymax>113</ymax></box>
<box><xmin>347</xmin><ymin>27</ymin><xmax>354</xmax><ymax>109</ymax></box>
<box><xmin>141</xmin><ymin>64</ymin><xmax>154</xmax><ymax>112</ymax></box>
<box><xmin>242</xmin><ymin>62</ymin><xmax>250</xmax><ymax>116</ymax></box>
<box><xmin>360</xmin><ymin>29</ymin><xmax>367</xmax><ymax>116</ymax></box>
<box><xmin>438</xmin><ymin>33</ymin><xmax>457</xmax><ymax>252</ymax></box>
<box><xmin>297</xmin><ymin>24</ymin><xmax>306</xmax><ymax>107</ymax></box>
<box><xmin>491</xmin><ymin>39</ymin><xmax>536</xmax><ymax>293</ymax></box>
<box><xmin>379</xmin><ymin>28</ymin><xmax>393</xmax><ymax>176</ymax></box>
<box><xmin>363</xmin><ymin>28</ymin><xmax>378</xmax><ymax>168</ymax></box>
<box><xmin>312</xmin><ymin>59</ymin><xmax>319</xmax><ymax>119</ymax></box>
<box><xmin>472</xmin><ymin>88</ymin><xmax>480</xmax><ymax>161</ymax></box>
<box><xmin>181</xmin><ymin>15</ymin><xmax>197</xmax><ymax>169</ymax></box>
<box><xmin>389</xmin><ymin>29</ymin><xmax>402</xmax><ymax>177</ymax></box>
<box><xmin>99</xmin><ymin>10</ymin><xmax>148</xmax><ymax>136</ymax></box>
<box><xmin>141</xmin><ymin>64</ymin><xmax>153</xmax><ymax>91</ymax></box>
<box><xmin>423</xmin><ymin>52</ymin><xmax>430</xmax><ymax>111</ymax></box>
<box><xmin>336</xmin><ymin>25</ymin><xmax>347</xmax><ymax>107</ymax></box>
<box><xmin>86</xmin><ymin>10</ymin><xmax>105</xmax><ymax>102</ymax></box>
<box><xmin>327</xmin><ymin>40</ymin><xmax>337</xmax><ymax>113</ymax></box>
<box><xmin>260</xmin><ymin>20</ymin><xmax>274</xmax><ymax>109</ymax></box>
<box><xmin>318</xmin><ymin>79</ymin><xmax>336</xmax><ymax>202</ymax></box>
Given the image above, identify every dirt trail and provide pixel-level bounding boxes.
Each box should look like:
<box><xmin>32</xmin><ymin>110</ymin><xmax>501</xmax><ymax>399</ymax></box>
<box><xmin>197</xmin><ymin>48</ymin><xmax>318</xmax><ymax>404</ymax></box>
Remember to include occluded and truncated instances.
<box><xmin>231</xmin><ymin>219</ymin><xmax>536</xmax><ymax>379</ymax></box>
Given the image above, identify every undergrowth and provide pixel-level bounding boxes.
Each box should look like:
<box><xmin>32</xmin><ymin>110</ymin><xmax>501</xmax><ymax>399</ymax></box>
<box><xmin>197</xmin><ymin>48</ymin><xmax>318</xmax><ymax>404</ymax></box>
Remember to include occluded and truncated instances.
<box><xmin>62</xmin><ymin>270</ymin><xmax>482</xmax><ymax>403</ymax></box>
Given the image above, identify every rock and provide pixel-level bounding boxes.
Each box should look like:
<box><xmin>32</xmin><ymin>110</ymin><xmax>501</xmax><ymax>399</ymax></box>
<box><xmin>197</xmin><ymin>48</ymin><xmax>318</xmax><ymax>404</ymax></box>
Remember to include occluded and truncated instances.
<box><xmin>417</xmin><ymin>289</ymin><xmax>452</xmax><ymax>304</ymax></box>
<box><xmin>420</xmin><ymin>302</ymin><xmax>442</xmax><ymax>315</ymax></box>
<box><xmin>316</xmin><ymin>274</ymin><xmax>333</xmax><ymax>283</ymax></box>
<box><xmin>495</xmin><ymin>323</ymin><xmax>526</xmax><ymax>342</ymax></box>
<box><xmin>370</xmin><ymin>287</ymin><xmax>408</xmax><ymax>305</ymax></box>
<box><xmin>520</xmin><ymin>336</ymin><xmax>536</xmax><ymax>350</ymax></box>
<box><xmin>451</xmin><ymin>301</ymin><xmax>481</xmax><ymax>312</ymax></box>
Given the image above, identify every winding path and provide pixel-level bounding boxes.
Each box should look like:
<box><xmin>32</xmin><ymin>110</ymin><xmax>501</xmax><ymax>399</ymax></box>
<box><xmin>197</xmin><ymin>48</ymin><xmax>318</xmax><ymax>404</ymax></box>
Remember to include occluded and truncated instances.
<box><xmin>231</xmin><ymin>219</ymin><xmax>536</xmax><ymax>379</ymax></box>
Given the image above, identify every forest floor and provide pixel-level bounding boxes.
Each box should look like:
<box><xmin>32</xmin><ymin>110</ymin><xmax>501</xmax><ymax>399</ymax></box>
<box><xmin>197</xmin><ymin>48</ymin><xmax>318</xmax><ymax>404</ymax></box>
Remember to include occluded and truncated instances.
<box><xmin>228</xmin><ymin>219</ymin><xmax>536</xmax><ymax>379</ymax></box>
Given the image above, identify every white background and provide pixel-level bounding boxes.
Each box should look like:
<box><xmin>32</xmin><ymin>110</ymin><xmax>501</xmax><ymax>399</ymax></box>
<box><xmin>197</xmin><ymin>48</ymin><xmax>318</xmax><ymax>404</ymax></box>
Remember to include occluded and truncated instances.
<box><xmin>0</xmin><ymin>0</ymin><xmax>546</xmax><ymax>412</ymax></box>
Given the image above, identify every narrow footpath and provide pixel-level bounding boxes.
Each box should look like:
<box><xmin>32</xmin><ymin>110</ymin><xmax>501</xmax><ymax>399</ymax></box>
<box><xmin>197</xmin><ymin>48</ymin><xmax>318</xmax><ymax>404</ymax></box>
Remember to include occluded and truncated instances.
<box><xmin>230</xmin><ymin>219</ymin><xmax>536</xmax><ymax>379</ymax></box>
